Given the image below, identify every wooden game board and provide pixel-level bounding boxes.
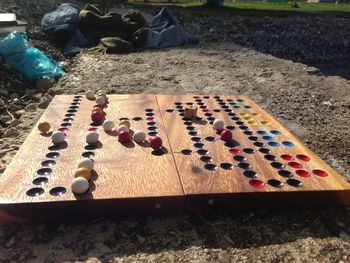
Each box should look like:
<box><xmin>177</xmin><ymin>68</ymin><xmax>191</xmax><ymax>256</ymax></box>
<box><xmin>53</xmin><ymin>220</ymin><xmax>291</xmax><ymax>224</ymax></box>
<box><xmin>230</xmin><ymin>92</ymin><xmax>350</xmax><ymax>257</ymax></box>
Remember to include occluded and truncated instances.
<box><xmin>0</xmin><ymin>94</ymin><xmax>349</xmax><ymax>220</ymax></box>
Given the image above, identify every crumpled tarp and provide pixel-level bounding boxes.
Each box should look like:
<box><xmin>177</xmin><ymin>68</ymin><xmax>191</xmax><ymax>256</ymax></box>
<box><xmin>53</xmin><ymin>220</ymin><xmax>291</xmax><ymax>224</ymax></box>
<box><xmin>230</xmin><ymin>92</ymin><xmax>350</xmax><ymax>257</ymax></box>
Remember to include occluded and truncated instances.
<box><xmin>0</xmin><ymin>32</ymin><xmax>65</xmax><ymax>82</ymax></box>
<box><xmin>41</xmin><ymin>4</ymin><xmax>199</xmax><ymax>55</ymax></box>
<box><xmin>146</xmin><ymin>7</ymin><xmax>199</xmax><ymax>49</ymax></box>
<box><xmin>42</xmin><ymin>3</ymin><xmax>93</xmax><ymax>55</ymax></box>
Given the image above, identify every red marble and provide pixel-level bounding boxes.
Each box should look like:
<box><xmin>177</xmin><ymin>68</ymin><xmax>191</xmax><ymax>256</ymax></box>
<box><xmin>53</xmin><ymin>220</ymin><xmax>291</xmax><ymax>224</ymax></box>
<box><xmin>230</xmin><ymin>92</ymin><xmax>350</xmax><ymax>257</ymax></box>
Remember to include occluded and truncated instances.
<box><xmin>220</xmin><ymin>130</ymin><xmax>233</xmax><ymax>142</ymax></box>
<box><xmin>118</xmin><ymin>131</ymin><xmax>131</xmax><ymax>142</ymax></box>
<box><xmin>149</xmin><ymin>136</ymin><xmax>163</xmax><ymax>149</ymax></box>
<box><xmin>91</xmin><ymin>111</ymin><xmax>103</xmax><ymax>122</ymax></box>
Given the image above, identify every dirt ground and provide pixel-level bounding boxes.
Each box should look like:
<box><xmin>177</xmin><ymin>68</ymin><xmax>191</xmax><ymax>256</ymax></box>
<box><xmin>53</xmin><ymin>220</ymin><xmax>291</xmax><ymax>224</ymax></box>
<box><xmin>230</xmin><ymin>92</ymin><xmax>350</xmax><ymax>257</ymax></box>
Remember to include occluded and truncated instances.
<box><xmin>1</xmin><ymin>42</ymin><xmax>350</xmax><ymax>262</ymax></box>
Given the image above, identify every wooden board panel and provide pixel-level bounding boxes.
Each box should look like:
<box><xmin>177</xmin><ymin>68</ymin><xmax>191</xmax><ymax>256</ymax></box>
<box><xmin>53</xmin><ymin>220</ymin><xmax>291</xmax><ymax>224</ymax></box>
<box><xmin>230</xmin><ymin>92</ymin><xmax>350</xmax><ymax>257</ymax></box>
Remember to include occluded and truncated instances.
<box><xmin>157</xmin><ymin>95</ymin><xmax>350</xmax><ymax>211</ymax></box>
<box><xmin>0</xmin><ymin>95</ymin><xmax>184</xmax><ymax>220</ymax></box>
<box><xmin>0</xmin><ymin>94</ymin><xmax>349</xmax><ymax>220</ymax></box>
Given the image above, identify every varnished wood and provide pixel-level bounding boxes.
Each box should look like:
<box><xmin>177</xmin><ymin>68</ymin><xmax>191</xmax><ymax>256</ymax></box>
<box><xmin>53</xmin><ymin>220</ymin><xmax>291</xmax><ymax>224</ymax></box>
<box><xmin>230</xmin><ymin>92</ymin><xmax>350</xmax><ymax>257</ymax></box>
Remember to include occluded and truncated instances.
<box><xmin>0</xmin><ymin>94</ymin><xmax>349</xmax><ymax>220</ymax></box>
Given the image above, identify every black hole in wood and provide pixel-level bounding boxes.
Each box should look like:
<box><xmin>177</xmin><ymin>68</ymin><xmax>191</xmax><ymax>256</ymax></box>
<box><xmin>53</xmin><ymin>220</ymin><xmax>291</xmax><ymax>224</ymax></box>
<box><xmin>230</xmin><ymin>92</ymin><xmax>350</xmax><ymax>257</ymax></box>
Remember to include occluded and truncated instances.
<box><xmin>243</xmin><ymin>131</ymin><xmax>253</xmax><ymax>135</ymax></box>
<box><xmin>119</xmin><ymin>117</ymin><xmax>129</xmax><ymax>121</ymax></box>
<box><xmin>69</xmin><ymin>105</ymin><xmax>79</xmax><ymax>109</ymax></box>
<box><xmin>26</xmin><ymin>187</ymin><xmax>44</xmax><ymax>197</ymax></box>
<box><xmin>213</xmin><ymin>109</ymin><xmax>221</xmax><ymax>112</ymax></box>
<box><xmin>226</xmin><ymin>126</ymin><xmax>235</xmax><ymax>130</ymax></box>
<box><xmin>49</xmin><ymin>186</ymin><xmax>67</xmax><ymax>196</ymax></box>
<box><xmin>146</xmin><ymin>112</ymin><xmax>154</xmax><ymax>116</ymax></box>
<box><xmin>238</xmin><ymin>162</ymin><xmax>251</xmax><ymax>170</ymax></box>
<box><xmin>186</xmin><ymin>126</ymin><xmax>196</xmax><ymax>131</ymax></box>
<box><xmin>200</xmin><ymin>156</ymin><xmax>212</xmax><ymax>163</ymax></box>
<box><xmin>268</xmin><ymin>179</ymin><xmax>284</xmax><ymax>188</ymax></box>
<box><xmin>181</xmin><ymin>149</ymin><xmax>192</xmax><ymax>155</ymax></box>
<box><xmin>243</xmin><ymin>148</ymin><xmax>256</xmax><ymax>154</ymax></box>
<box><xmin>175</xmin><ymin>102</ymin><xmax>182</xmax><ymax>105</ymax></box>
<box><xmin>188</xmin><ymin>131</ymin><xmax>198</xmax><ymax>136</ymax></box>
<box><xmin>264</xmin><ymin>154</ymin><xmax>277</xmax><ymax>161</ymax></box>
<box><xmin>184</xmin><ymin>121</ymin><xmax>193</xmax><ymax>126</ymax></box>
<box><xmin>61</xmin><ymin>122</ymin><xmax>72</xmax><ymax>127</ymax></box>
<box><xmin>37</xmin><ymin>168</ymin><xmax>52</xmax><ymax>176</ymax></box>
<box><xmin>148</xmin><ymin>131</ymin><xmax>158</xmax><ymax>136</ymax></box>
<box><xmin>65</xmin><ymin>113</ymin><xmax>75</xmax><ymax>117</ymax></box>
<box><xmin>234</xmin><ymin>155</ymin><xmax>246</xmax><ymax>162</ymax></box>
<box><xmin>145</xmin><ymin>109</ymin><xmax>154</xmax><ymax>112</ymax></box>
<box><xmin>46</xmin><ymin>152</ymin><xmax>60</xmax><ymax>158</ymax></box>
<box><xmin>203</xmin><ymin>96</ymin><xmax>210</xmax><ymax>99</ymax></box>
<box><xmin>67</xmin><ymin>109</ymin><xmax>77</xmax><ymax>113</ymax></box>
<box><xmin>270</xmin><ymin>162</ymin><xmax>285</xmax><ymax>169</ymax></box>
<box><xmin>166</xmin><ymin>109</ymin><xmax>175</xmax><ymax>112</ymax></box>
<box><xmin>133</xmin><ymin>117</ymin><xmax>143</xmax><ymax>121</ymax></box>
<box><xmin>82</xmin><ymin>151</ymin><xmax>95</xmax><ymax>158</ymax></box>
<box><xmin>243</xmin><ymin>171</ymin><xmax>258</xmax><ymax>178</ymax></box>
<box><xmin>253</xmin><ymin>142</ymin><xmax>265</xmax><ymax>147</ymax></box>
<box><xmin>204</xmin><ymin>164</ymin><xmax>218</xmax><ymax>171</ymax></box>
<box><xmin>191</xmin><ymin>136</ymin><xmax>201</xmax><ymax>142</ymax></box>
<box><xmin>248</xmin><ymin>136</ymin><xmax>259</xmax><ymax>141</ymax></box>
<box><xmin>194</xmin><ymin>143</ymin><xmax>205</xmax><ymax>148</ymax></box>
<box><xmin>147</xmin><ymin>122</ymin><xmax>157</xmax><ymax>126</ymax></box>
<box><xmin>33</xmin><ymin>177</ymin><xmax>48</xmax><ymax>186</ymax></box>
<box><xmin>63</xmin><ymin>117</ymin><xmax>74</xmax><ymax>122</ymax></box>
<box><xmin>205</xmin><ymin>136</ymin><xmax>216</xmax><ymax>142</ymax></box>
<box><xmin>220</xmin><ymin>163</ymin><xmax>233</xmax><ymax>170</ymax></box>
<box><xmin>287</xmin><ymin>178</ymin><xmax>303</xmax><ymax>187</ymax></box>
<box><xmin>197</xmin><ymin>149</ymin><xmax>208</xmax><ymax>155</ymax></box>
<box><xmin>41</xmin><ymin>160</ymin><xmax>56</xmax><ymax>167</ymax></box>
<box><xmin>259</xmin><ymin>148</ymin><xmax>271</xmax><ymax>154</ymax></box>
<box><xmin>239</xmin><ymin>126</ymin><xmax>249</xmax><ymax>130</ymax></box>
<box><xmin>278</xmin><ymin>170</ymin><xmax>293</xmax><ymax>178</ymax></box>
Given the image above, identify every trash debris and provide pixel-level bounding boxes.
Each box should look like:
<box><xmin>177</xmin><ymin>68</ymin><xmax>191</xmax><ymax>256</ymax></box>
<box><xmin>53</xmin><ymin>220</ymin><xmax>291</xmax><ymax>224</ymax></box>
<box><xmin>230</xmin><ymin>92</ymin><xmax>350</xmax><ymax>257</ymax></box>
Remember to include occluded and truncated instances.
<box><xmin>0</xmin><ymin>32</ymin><xmax>65</xmax><ymax>82</ymax></box>
<box><xmin>146</xmin><ymin>7</ymin><xmax>199</xmax><ymax>49</ymax></box>
<box><xmin>0</xmin><ymin>13</ymin><xmax>28</xmax><ymax>40</ymax></box>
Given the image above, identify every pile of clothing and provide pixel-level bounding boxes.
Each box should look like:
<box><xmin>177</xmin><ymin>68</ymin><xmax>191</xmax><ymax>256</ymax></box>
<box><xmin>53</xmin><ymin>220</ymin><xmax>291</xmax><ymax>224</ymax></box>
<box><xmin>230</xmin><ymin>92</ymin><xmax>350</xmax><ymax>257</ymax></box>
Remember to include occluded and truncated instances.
<box><xmin>42</xmin><ymin>3</ymin><xmax>199</xmax><ymax>56</ymax></box>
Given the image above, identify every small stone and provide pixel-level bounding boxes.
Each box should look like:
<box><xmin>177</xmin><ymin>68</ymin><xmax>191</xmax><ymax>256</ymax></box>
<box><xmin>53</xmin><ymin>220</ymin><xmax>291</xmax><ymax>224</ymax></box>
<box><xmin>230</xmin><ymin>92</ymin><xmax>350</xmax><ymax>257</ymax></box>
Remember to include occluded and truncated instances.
<box><xmin>38</xmin><ymin>94</ymin><xmax>52</xmax><ymax>109</ymax></box>
<box><xmin>38</xmin><ymin>121</ymin><xmax>51</xmax><ymax>133</ymax></box>
<box><xmin>218</xmin><ymin>251</ymin><xmax>230</xmax><ymax>263</ymax></box>
<box><xmin>86</xmin><ymin>131</ymin><xmax>99</xmax><ymax>144</ymax></box>
<box><xmin>14</xmin><ymin>110</ymin><xmax>25</xmax><ymax>118</ymax></box>
<box><xmin>213</xmin><ymin>119</ymin><xmax>225</xmax><ymax>131</ymax></box>
<box><xmin>51</xmin><ymin>131</ymin><xmax>65</xmax><ymax>144</ymax></box>
<box><xmin>133</xmin><ymin>130</ymin><xmax>146</xmax><ymax>143</ymax></box>
<box><xmin>71</xmin><ymin>177</ymin><xmax>89</xmax><ymax>194</ymax></box>
<box><xmin>78</xmin><ymin>158</ymin><xmax>94</xmax><ymax>171</ymax></box>
<box><xmin>4</xmin><ymin>128</ymin><xmax>19</xmax><ymax>137</ymax></box>
<box><xmin>102</xmin><ymin>120</ymin><xmax>114</xmax><ymax>131</ymax></box>
<box><xmin>86</xmin><ymin>90</ymin><xmax>95</xmax><ymax>100</ymax></box>
<box><xmin>75</xmin><ymin>167</ymin><xmax>91</xmax><ymax>180</ymax></box>
<box><xmin>136</xmin><ymin>234</ymin><xmax>146</xmax><ymax>244</ymax></box>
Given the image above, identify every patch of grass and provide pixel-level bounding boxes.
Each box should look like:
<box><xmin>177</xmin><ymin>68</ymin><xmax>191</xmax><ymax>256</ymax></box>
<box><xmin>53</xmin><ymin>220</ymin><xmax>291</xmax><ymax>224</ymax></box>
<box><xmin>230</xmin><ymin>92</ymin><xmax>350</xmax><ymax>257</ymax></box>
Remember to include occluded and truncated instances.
<box><xmin>182</xmin><ymin>1</ymin><xmax>350</xmax><ymax>16</ymax></box>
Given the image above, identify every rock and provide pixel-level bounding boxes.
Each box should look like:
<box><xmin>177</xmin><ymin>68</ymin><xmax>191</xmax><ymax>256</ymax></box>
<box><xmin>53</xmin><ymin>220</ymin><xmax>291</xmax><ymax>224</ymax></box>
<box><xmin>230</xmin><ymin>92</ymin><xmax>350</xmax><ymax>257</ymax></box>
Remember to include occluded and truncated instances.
<box><xmin>38</xmin><ymin>94</ymin><xmax>52</xmax><ymax>109</ymax></box>
<box><xmin>4</xmin><ymin>127</ymin><xmax>19</xmax><ymax>137</ymax></box>
<box><xmin>32</xmin><ymin>93</ymin><xmax>42</xmax><ymax>101</ymax></box>
<box><xmin>218</xmin><ymin>250</ymin><xmax>230</xmax><ymax>263</ymax></box>
<box><xmin>136</xmin><ymin>234</ymin><xmax>146</xmax><ymax>244</ymax></box>
<box><xmin>0</xmin><ymin>115</ymin><xmax>12</xmax><ymax>123</ymax></box>
<box><xmin>14</xmin><ymin>109</ymin><xmax>25</xmax><ymax>118</ymax></box>
<box><xmin>25</xmin><ymin>103</ymin><xmax>38</xmax><ymax>111</ymax></box>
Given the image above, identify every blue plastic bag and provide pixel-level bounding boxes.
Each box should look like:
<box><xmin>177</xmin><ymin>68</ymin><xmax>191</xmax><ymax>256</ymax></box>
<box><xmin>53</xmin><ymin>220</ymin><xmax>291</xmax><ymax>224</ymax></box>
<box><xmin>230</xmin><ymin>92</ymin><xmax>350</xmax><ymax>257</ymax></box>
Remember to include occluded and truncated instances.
<box><xmin>0</xmin><ymin>32</ymin><xmax>65</xmax><ymax>82</ymax></box>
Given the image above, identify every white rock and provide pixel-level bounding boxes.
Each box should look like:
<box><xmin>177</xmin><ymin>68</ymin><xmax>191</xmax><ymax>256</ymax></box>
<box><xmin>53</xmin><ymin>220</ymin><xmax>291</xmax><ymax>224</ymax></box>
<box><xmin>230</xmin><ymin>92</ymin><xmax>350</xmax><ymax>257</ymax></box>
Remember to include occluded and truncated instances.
<box><xmin>102</xmin><ymin>120</ymin><xmax>114</xmax><ymax>131</ymax></box>
<box><xmin>95</xmin><ymin>96</ymin><xmax>105</xmax><ymax>105</ymax></box>
<box><xmin>86</xmin><ymin>131</ymin><xmax>99</xmax><ymax>144</ymax></box>
<box><xmin>86</xmin><ymin>90</ymin><xmax>95</xmax><ymax>100</ymax></box>
<box><xmin>133</xmin><ymin>130</ymin><xmax>146</xmax><ymax>142</ymax></box>
<box><xmin>71</xmin><ymin>177</ymin><xmax>89</xmax><ymax>194</ymax></box>
<box><xmin>78</xmin><ymin>158</ymin><xmax>94</xmax><ymax>171</ymax></box>
<box><xmin>116</xmin><ymin>125</ymin><xmax>129</xmax><ymax>134</ymax></box>
<box><xmin>213</xmin><ymin>119</ymin><xmax>225</xmax><ymax>131</ymax></box>
<box><xmin>51</xmin><ymin>131</ymin><xmax>65</xmax><ymax>144</ymax></box>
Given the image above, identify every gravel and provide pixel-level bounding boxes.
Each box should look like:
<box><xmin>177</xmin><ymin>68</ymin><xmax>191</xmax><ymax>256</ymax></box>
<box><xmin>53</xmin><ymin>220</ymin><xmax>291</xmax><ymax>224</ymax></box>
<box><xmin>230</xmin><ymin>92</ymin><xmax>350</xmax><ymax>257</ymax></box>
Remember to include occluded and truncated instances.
<box><xmin>1</xmin><ymin>1</ymin><xmax>350</xmax><ymax>262</ymax></box>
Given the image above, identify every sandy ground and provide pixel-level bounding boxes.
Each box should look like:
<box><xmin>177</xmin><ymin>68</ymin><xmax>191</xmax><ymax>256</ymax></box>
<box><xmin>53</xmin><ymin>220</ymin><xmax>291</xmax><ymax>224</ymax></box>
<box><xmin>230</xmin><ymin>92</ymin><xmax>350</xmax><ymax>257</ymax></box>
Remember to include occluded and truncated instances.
<box><xmin>1</xmin><ymin>43</ymin><xmax>350</xmax><ymax>262</ymax></box>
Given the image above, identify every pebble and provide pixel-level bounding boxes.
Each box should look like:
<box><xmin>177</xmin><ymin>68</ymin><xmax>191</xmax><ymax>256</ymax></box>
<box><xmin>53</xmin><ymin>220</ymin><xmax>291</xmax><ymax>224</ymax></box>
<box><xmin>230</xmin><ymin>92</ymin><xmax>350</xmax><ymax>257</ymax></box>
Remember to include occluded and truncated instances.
<box><xmin>14</xmin><ymin>109</ymin><xmax>25</xmax><ymax>117</ymax></box>
<box><xmin>51</xmin><ymin>131</ymin><xmax>65</xmax><ymax>144</ymax></box>
<box><xmin>38</xmin><ymin>121</ymin><xmax>51</xmax><ymax>133</ymax></box>
<box><xmin>102</xmin><ymin>120</ymin><xmax>114</xmax><ymax>131</ymax></box>
<box><xmin>149</xmin><ymin>136</ymin><xmax>162</xmax><ymax>149</ymax></box>
<box><xmin>86</xmin><ymin>131</ymin><xmax>99</xmax><ymax>144</ymax></box>
<box><xmin>95</xmin><ymin>96</ymin><xmax>105</xmax><ymax>106</ymax></box>
<box><xmin>91</xmin><ymin>111</ymin><xmax>103</xmax><ymax>122</ymax></box>
<box><xmin>38</xmin><ymin>95</ymin><xmax>52</xmax><ymax>109</ymax></box>
<box><xmin>74</xmin><ymin>167</ymin><xmax>91</xmax><ymax>180</ymax></box>
<box><xmin>119</xmin><ymin>120</ymin><xmax>131</xmax><ymax>128</ymax></box>
<box><xmin>213</xmin><ymin>119</ymin><xmax>225</xmax><ymax>130</ymax></box>
<box><xmin>78</xmin><ymin>158</ymin><xmax>94</xmax><ymax>171</ymax></box>
<box><xmin>71</xmin><ymin>177</ymin><xmax>89</xmax><ymax>194</ymax></box>
<box><xmin>116</xmin><ymin>125</ymin><xmax>129</xmax><ymax>134</ymax></box>
<box><xmin>118</xmin><ymin>131</ymin><xmax>131</xmax><ymax>142</ymax></box>
<box><xmin>133</xmin><ymin>130</ymin><xmax>146</xmax><ymax>143</ymax></box>
<box><xmin>86</xmin><ymin>90</ymin><xmax>95</xmax><ymax>100</ymax></box>
<box><xmin>4</xmin><ymin>127</ymin><xmax>19</xmax><ymax>137</ymax></box>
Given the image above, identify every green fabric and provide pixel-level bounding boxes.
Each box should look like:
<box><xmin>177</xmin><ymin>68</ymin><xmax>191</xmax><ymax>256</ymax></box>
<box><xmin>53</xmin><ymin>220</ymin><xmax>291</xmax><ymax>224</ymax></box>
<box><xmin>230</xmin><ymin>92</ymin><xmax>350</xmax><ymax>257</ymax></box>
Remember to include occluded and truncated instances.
<box><xmin>79</xmin><ymin>4</ymin><xmax>148</xmax><ymax>54</ymax></box>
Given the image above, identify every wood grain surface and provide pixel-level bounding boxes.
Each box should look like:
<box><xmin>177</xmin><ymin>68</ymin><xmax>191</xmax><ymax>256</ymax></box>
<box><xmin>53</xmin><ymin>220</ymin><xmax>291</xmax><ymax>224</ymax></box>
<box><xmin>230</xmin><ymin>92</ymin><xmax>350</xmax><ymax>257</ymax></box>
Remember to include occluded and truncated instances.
<box><xmin>0</xmin><ymin>94</ymin><xmax>349</xmax><ymax>220</ymax></box>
